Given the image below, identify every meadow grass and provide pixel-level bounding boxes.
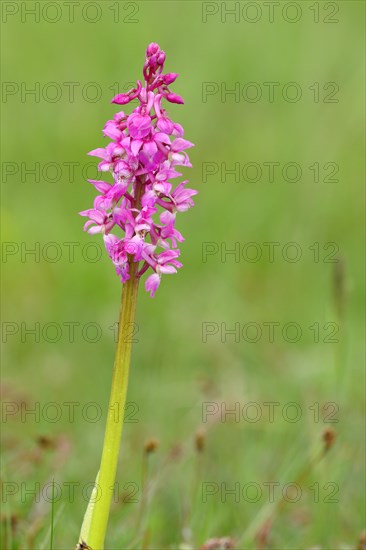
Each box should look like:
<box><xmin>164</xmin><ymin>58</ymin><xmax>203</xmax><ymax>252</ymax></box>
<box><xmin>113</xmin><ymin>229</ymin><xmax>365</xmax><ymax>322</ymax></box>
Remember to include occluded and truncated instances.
<box><xmin>1</xmin><ymin>1</ymin><xmax>365</xmax><ymax>548</ymax></box>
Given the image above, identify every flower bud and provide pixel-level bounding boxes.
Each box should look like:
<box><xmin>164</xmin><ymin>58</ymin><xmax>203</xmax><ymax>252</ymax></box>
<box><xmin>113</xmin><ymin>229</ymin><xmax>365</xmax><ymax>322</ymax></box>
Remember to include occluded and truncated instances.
<box><xmin>148</xmin><ymin>54</ymin><xmax>158</xmax><ymax>68</ymax></box>
<box><xmin>163</xmin><ymin>73</ymin><xmax>179</xmax><ymax>85</ymax></box>
<box><xmin>166</xmin><ymin>93</ymin><xmax>184</xmax><ymax>104</ymax></box>
<box><xmin>157</xmin><ymin>51</ymin><xmax>166</xmax><ymax>65</ymax></box>
<box><xmin>146</xmin><ymin>42</ymin><xmax>159</xmax><ymax>56</ymax></box>
<box><xmin>111</xmin><ymin>94</ymin><xmax>132</xmax><ymax>105</ymax></box>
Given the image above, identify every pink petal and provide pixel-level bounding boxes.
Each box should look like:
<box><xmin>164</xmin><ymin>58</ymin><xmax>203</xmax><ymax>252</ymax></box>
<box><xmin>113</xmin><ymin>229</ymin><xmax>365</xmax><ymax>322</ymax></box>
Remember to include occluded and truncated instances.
<box><xmin>88</xmin><ymin>148</ymin><xmax>108</xmax><ymax>160</ymax></box>
<box><xmin>159</xmin><ymin>265</ymin><xmax>177</xmax><ymax>274</ymax></box>
<box><xmin>145</xmin><ymin>273</ymin><xmax>161</xmax><ymax>297</ymax></box>
<box><xmin>171</xmin><ymin>138</ymin><xmax>194</xmax><ymax>152</ymax></box>
<box><xmin>131</xmin><ymin>139</ymin><xmax>144</xmax><ymax>156</ymax></box>
<box><xmin>154</xmin><ymin>132</ymin><xmax>171</xmax><ymax>144</ymax></box>
<box><xmin>88</xmin><ymin>180</ymin><xmax>111</xmax><ymax>194</ymax></box>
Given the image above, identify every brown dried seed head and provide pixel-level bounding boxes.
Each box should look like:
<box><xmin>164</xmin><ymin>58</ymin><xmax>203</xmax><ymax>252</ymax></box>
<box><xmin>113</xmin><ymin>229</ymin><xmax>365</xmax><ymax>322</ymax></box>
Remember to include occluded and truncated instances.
<box><xmin>0</xmin><ymin>513</ymin><xmax>18</xmax><ymax>531</ymax></box>
<box><xmin>357</xmin><ymin>531</ymin><xmax>366</xmax><ymax>550</ymax></box>
<box><xmin>36</xmin><ymin>435</ymin><xmax>55</xmax><ymax>449</ymax></box>
<box><xmin>144</xmin><ymin>438</ymin><xmax>159</xmax><ymax>454</ymax></box>
<box><xmin>255</xmin><ymin>519</ymin><xmax>272</xmax><ymax>548</ymax></box>
<box><xmin>200</xmin><ymin>537</ymin><xmax>235</xmax><ymax>550</ymax></box>
<box><xmin>195</xmin><ymin>429</ymin><xmax>205</xmax><ymax>452</ymax></box>
<box><xmin>169</xmin><ymin>443</ymin><xmax>183</xmax><ymax>461</ymax></box>
<box><xmin>322</xmin><ymin>427</ymin><xmax>336</xmax><ymax>451</ymax></box>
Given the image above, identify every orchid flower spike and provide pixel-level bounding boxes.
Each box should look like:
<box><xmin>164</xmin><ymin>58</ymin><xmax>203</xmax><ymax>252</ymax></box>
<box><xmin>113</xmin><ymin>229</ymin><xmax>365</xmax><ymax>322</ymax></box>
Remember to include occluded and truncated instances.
<box><xmin>80</xmin><ymin>43</ymin><xmax>196</xmax><ymax>297</ymax></box>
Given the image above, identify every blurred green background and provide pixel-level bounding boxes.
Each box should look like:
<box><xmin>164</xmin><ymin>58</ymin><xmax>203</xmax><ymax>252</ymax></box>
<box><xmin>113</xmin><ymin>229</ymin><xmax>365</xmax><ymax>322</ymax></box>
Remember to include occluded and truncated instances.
<box><xmin>1</xmin><ymin>1</ymin><xmax>365</xmax><ymax>549</ymax></box>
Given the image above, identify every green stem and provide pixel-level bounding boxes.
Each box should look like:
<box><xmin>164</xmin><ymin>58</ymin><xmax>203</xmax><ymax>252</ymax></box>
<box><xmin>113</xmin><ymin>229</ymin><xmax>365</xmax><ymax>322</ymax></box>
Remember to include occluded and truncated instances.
<box><xmin>88</xmin><ymin>261</ymin><xmax>140</xmax><ymax>549</ymax></box>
